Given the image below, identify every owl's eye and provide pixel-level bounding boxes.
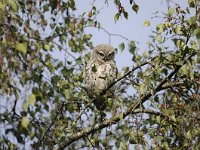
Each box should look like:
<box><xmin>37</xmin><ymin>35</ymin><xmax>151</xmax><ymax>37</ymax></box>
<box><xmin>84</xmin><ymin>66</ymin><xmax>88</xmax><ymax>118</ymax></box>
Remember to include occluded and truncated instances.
<box><xmin>97</xmin><ymin>51</ymin><xmax>104</xmax><ymax>57</ymax></box>
<box><xmin>107</xmin><ymin>51</ymin><xmax>114</xmax><ymax>59</ymax></box>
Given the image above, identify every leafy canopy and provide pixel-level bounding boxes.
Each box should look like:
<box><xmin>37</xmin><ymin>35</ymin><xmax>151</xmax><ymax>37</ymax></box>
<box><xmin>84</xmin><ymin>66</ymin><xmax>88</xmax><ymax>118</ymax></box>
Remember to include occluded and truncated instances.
<box><xmin>0</xmin><ymin>0</ymin><xmax>199</xmax><ymax>149</ymax></box>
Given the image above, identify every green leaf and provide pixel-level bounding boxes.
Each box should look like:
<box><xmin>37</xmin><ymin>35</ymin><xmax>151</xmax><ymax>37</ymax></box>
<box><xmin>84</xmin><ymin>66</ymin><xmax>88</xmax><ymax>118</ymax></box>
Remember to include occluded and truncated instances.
<box><xmin>188</xmin><ymin>16</ymin><xmax>196</xmax><ymax>25</ymax></box>
<box><xmin>154</xmin><ymin>135</ymin><xmax>164</xmax><ymax>142</ymax></box>
<box><xmin>188</xmin><ymin>0</ymin><xmax>195</xmax><ymax>7</ymax></box>
<box><xmin>142</xmin><ymin>51</ymin><xmax>148</xmax><ymax>58</ymax></box>
<box><xmin>144</xmin><ymin>20</ymin><xmax>150</xmax><ymax>27</ymax></box>
<box><xmin>15</xmin><ymin>42</ymin><xmax>28</xmax><ymax>54</ymax></box>
<box><xmin>114</xmin><ymin>13</ymin><xmax>120</xmax><ymax>22</ymax></box>
<box><xmin>64</xmin><ymin>89</ymin><xmax>71</xmax><ymax>99</ymax></box>
<box><xmin>149</xmin><ymin>129</ymin><xmax>155</xmax><ymax>138</ymax></box>
<box><xmin>28</xmin><ymin>94</ymin><xmax>36</xmax><ymax>106</ymax></box>
<box><xmin>0</xmin><ymin>2</ymin><xmax>5</xmax><ymax>10</ymax></box>
<box><xmin>169</xmin><ymin>115</ymin><xmax>176</xmax><ymax>122</ymax></box>
<box><xmin>190</xmin><ymin>40</ymin><xmax>198</xmax><ymax>49</ymax></box>
<box><xmin>123</xmin><ymin>11</ymin><xmax>128</xmax><ymax>19</ymax></box>
<box><xmin>132</xmin><ymin>3</ymin><xmax>139</xmax><ymax>13</ymax></box>
<box><xmin>156</xmin><ymin>116</ymin><xmax>161</xmax><ymax>124</ymax></box>
<box><xmin>156</xmin><ymin>24</ymin><xmax>165</xmax><ymax>33</ymax></box>
<box><xmin>186</xmin><ymin>130</ymin><xmax>192</xmax><ymax>139</ymax></box>
<box><xmin>121</xmin><ymin>142</ymin><xmax>127</xmax><ymax>150</ymax></box>
<box><xmin>114</xmin><ymin>0</ymin><xmax>120</xmax><ymax>5</ymax></box>
<box><xmin>21</xmin><ymin>117</ymin><xmax>29</xmax><ymax>129</ymax></box>
<box><xmin>119</xmin><ymin>42</ymin><xmax>125</xmax><ymax>52</ymax></box>
<box><xmin>122</xmin><ymin>66</ymin><xmax>129</xmax><ymax>73</ymax></box>
<box><xmin>174</xmin><ymin>25</ymin><xmax>181</xmax><ymax>34</ymax></box>
<box><xmin>128</xmin><ymin>41</ymin><xmax>136</xmax><ymax>54</ymax></box>
<box><xmin>192</xmin><ymin>28</ymin><xmax>200</xmax><ymax>36</ymax></box>
<box><xmin>129</xmin><ymin>132</ymin><xmax>137</xmax><ymax>144</ymax></box>
<box><xmin>84</xmin><ymin>34</ymin><xmax>92</xmax><ymax>40</ymax></box>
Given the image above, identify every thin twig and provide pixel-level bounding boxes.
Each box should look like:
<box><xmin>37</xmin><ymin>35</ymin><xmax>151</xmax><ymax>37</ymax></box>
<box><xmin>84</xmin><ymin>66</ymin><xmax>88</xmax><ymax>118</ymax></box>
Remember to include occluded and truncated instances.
<box><xmin>38</xmin><ymin>102</ymin><xmax>65</xmax><ymax>146</ymax></box>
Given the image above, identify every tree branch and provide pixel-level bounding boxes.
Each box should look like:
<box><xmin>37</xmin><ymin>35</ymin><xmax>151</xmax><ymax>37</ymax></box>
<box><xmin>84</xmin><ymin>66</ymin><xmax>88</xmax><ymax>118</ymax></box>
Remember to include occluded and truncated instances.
<box><xmin>39</xmin><ymin>102</ymin><xmax>64</xmax><ymax>146</ymax></box>
<box><xmin>102</xmin><ymin>57</ymin><xmax>157</xmax><ymax>94</ymax></box>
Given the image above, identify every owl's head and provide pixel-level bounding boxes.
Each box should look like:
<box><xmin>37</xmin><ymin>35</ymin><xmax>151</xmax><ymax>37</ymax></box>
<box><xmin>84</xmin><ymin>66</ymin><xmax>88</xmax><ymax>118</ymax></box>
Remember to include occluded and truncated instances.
<box><xmin>92</xmin><ymin>44</ymin><xmax>115</xmax><ymax>63</ymax></box>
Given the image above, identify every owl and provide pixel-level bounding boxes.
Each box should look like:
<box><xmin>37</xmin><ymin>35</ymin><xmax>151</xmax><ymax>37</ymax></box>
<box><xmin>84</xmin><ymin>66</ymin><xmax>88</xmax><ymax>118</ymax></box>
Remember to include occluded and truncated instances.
<box><xmin>83</xmin><ymin>44</ymin><xmax>117</xmax><ymax>110</ymax></box>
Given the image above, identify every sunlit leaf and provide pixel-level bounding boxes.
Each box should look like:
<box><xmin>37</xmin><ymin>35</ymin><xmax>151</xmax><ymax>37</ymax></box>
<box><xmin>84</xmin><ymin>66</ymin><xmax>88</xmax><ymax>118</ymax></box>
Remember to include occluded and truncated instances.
<box><xmin>167</xmin><ymin>8</ymin><xmax>174</xmax><ymax>15</ymax></box>
<box><xmin>156</xmin><ymin>35</ymin><xmax>163</xmax><ymax>43</ymax></box>
<box><xmin>44</xmin><ymin>44</ymin><xmax>51</xmax><ymax>51</ymax></box>
<box><xmin>21</xmin><ymin>117</ymin><xmax>29</xmax><ymax>129</ymax></box>
<box><xmin>28</xmin><ymin>94</ymin><xmax>36</xmax><ymax>106</ymax></box>
<box><xmin>15</xmin><ymin>42</ymin><xmax>28</xmax><ymax>54</ymax></box>
<box><xmin>64</xmin><ymin>89</ymin><xmax>71</xmax><ymax>99</ymax></box>
<box><xmin>144</xmin><ymin>20</ymin><xmax>150</xmax><ymax>27</ymax></box>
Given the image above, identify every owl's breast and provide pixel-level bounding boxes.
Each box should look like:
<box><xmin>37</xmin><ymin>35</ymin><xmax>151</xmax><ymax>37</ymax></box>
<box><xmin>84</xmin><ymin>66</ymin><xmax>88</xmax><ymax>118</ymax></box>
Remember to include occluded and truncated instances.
<box><xmin>92</xmin><ymin>63</ymin><xmax>116</xmax><ymax>92</ymax></box>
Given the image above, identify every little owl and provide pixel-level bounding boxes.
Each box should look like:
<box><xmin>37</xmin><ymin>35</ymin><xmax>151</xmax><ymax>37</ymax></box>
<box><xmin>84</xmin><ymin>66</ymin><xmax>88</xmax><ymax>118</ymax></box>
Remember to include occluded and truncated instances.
<box><xmin>83</xmin><ymin>44</ymin><xmax>117</xmax><ymax>110</ymax></box>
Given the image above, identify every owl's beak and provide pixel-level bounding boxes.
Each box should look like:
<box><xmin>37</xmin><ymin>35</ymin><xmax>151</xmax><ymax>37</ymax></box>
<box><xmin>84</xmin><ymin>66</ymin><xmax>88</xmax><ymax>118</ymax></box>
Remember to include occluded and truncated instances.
<box><xmin>104</xmin><ymin>56</ymin><xmax>110</xmax><ymax>61</ymax></box>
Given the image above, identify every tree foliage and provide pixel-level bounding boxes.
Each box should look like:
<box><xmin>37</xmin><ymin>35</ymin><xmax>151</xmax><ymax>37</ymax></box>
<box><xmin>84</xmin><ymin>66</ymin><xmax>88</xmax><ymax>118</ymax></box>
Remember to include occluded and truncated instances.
<box><xmin>0</xmin><ymin>0</ymin><xmax>200</xmax><ymax>149</ymax></box>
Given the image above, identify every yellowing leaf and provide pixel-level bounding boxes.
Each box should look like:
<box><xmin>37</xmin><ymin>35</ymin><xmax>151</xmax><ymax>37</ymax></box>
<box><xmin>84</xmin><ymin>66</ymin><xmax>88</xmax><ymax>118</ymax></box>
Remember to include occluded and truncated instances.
<box><xmin>165</xmin><ymin>21</ymin><xmax>171</xmax><ymax>27</ymax></box>
<box><xmin>43</xmin><ymin>44</ymin><xmax>51</xmax><ymax>51</ymax></box>
<box><xmin>15</xmin><ymin>42</ymin><xmax>28</xmax><ymax>54</ymax></box>
<box><xmin>21</xmin><ymin>117</ymin><xmax>29</xmax><ymax>129</ymax></box>
<box><xmin>119</xmin><ymin>113</ymin><xmax>123</xmax><ymax>120</ymax></box>
<box><xmin>167</xmin><ymin>8</ymin><xmax>174</xmax><ymax>15</ymax></box>
<box><xmin>28</xmin><ymin>94</ymin><xmax>36</xmax><ymax>106</ymax></box>
<box><xmin>156</xmin><ymin>35</ymin><xmax>163</xmax><ymax>43</ymax></box>
<box><xmin>144</xmin><ymin>20</ymin><xmax>150</xmax><ymax>27</ymax></box>
<box><xmin>174</xmin><ymin>25</ymin><xmax>181</xmax><ymax>34</ymax></box>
